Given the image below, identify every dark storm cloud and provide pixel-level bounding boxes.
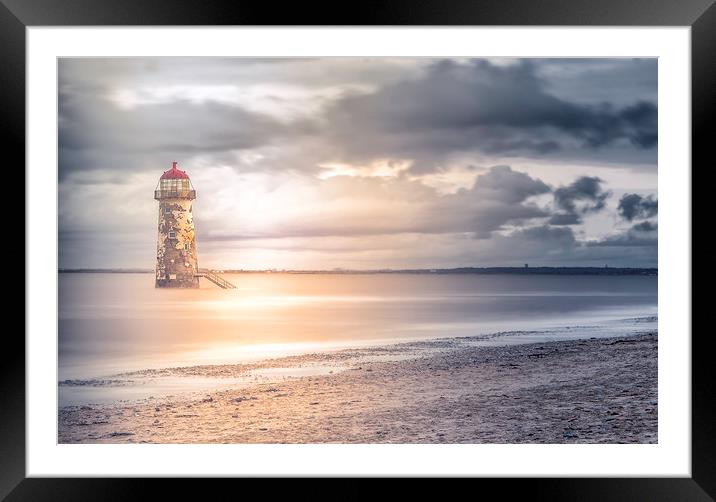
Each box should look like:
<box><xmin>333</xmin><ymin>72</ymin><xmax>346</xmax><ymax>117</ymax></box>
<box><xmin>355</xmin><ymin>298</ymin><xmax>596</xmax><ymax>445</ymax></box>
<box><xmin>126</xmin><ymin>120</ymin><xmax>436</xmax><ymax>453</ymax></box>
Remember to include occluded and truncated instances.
<box><xmin>549</xmin><ymin>176</ymin><xmax>611</xmax><ymax>225</ymax></box>
<box><xmin>472</xmin><ymin>224</ymin><xmax>579</xmax><ymax>266</ymax></box>
<box><xmin>469</xmin><ymin>217</ymin><xmax>657</xmax><ymax>268</ymax></box>
<box><xmin>617</xmin><ymin>193</ymin><xmax>658</xmax><ymax>221</ymax></box>
<box><xmin>632</xmin><ymin>220</ymin><xmax>657</xmax><ymax>232</ymax></box>
<box><xmin>618</xmin><ymin>102</ymin><xmax>658</xmax><ymax>148</ymax></box>
<box><xmin>455</xmin><ymin>165</ymin><xmax>552</xmax><ymax>238</ymax></box>
<box><xmin>546</xmin><ymin>212</ymin><xmax>581</xmax><ymax>226</ymax></box>
<box><xmin>58</xmin><ymin>83</ymin><xmax>304</xmax><ymax>180</ymax></box>
<box><xmin>513</xmin><ymin>224</ymin><xmax>577</xmax><ymax>245</ymax></box>
<box><xmin>58</xmin><ymin>58</ymin><xmax>658</xmax><ymax>182</ymax></box>
<box><xmin>553</xmin><ymin>176</ymin><xmax>610</xmax><ymax>213</ymax></box>
<box><xmin>588</xmin><ymin>220</ymin><xmax>658</xmax><ymax>248</ymax></box>
<box><xmin>536</xmin><ymin>59</ymin><xmax>658</xmax><ymax>107</ymax></box>
<box><xmin>323</xmin><ymin>59</ymin><xmax>657</xmax><ymax>171</ymax></box>
<box><xmin>196</xmin><ymin>165</ymin><xmax>552</xmax><ymax>242</ymax></box>
<box><xmin>491</xmin><ymin>221</ymin><xmax>656</xmax><ymax>267</ymax></box>
<box><xmin>468</xmin><ymin>165</ymin><xmax>551</xmax><ymax>203</ymax></box>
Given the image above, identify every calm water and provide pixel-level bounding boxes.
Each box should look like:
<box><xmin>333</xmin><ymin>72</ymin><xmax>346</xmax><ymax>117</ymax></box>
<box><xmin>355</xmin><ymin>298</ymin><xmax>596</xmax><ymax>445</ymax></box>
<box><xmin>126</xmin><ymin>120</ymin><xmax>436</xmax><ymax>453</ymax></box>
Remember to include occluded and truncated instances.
<box><xmin>59</xmin><ymin>272</ymin><xmax>657</xmax><ymax>405</ymax></box>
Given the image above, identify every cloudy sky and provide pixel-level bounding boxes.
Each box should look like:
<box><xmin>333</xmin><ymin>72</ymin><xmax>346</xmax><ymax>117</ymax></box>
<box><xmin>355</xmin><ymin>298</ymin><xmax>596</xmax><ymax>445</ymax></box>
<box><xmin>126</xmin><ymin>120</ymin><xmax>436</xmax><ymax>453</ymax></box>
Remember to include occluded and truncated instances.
<box><xmin>58</xmin><ymin>57</ymin><xmax>657</xmax><ymax>270</ymax></box>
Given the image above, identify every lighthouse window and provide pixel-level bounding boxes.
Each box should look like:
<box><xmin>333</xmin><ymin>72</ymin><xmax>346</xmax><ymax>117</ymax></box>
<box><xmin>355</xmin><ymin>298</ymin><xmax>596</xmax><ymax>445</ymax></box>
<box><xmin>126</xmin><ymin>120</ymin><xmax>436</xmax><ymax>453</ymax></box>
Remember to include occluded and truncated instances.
<box><xmin>160</xmin><ymin>178</ymin><xmax>190</xmax><ymax>194</ymax></box>
<box><xmin>184</xmin><ymin>242</ymin><xmax>190</xmax><ymax>250</ymax></box>
<box><xmin>168</xmin><ymin>231</ymin><xmax>176</xmax><ymax>239</ymax></box>
<box><xmin>164</xmin><ymin>207</ymin><xmax>172</xmax><ymax>215</ymax></box>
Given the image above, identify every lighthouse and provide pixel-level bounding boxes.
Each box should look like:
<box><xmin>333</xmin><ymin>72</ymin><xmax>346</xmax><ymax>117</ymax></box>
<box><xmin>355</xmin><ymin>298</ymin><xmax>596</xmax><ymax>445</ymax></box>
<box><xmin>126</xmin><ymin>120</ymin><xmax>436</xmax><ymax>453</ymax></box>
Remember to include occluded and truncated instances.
<box><xmin>154</xmin><ymin>162</ymin><xmax>199</xmax><ymax>288</ymax></box>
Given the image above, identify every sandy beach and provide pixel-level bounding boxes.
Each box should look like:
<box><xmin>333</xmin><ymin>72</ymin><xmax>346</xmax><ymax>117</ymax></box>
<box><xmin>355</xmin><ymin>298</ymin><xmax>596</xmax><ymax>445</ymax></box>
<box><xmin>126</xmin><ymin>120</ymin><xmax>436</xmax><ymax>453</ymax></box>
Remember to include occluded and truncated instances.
<box><xmin>59</xmin><ymin>331</ymin><xmax>657</xmax><ymax>444</ymax></box>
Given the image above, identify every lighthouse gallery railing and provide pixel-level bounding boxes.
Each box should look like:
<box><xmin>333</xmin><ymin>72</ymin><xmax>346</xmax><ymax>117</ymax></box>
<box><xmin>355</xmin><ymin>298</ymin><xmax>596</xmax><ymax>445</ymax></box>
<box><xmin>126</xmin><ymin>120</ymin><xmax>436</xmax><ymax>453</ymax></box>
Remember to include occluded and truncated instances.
<box><xmin>154</xmin><ymin>189</ymin><xmax>196</xmax><ymax>200</ymax></box>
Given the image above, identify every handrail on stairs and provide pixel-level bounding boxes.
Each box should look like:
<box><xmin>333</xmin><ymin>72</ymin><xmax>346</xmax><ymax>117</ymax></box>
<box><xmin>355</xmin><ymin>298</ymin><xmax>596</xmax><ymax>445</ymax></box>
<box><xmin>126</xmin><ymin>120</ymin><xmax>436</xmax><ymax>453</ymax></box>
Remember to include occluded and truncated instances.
<box><xmin>197</xmin><ymin>269</ymin><xmax>236</xmax><ymax>289</ymax></box>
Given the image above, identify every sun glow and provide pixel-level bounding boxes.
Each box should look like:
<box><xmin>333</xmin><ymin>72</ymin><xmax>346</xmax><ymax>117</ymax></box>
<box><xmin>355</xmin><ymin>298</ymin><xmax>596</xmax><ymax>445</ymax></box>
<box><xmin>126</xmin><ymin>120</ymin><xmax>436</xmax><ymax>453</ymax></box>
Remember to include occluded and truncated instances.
<box><xmin>317</xmin><ymin>159</ymin><xmax>412</xmax><ymax>179</ymax></box>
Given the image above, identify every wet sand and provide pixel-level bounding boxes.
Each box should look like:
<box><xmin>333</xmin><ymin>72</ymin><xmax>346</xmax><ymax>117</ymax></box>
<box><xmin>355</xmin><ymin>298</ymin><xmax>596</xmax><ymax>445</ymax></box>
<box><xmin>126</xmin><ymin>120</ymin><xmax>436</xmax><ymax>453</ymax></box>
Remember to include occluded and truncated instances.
<box><xmin>59</xmin><ymin>332</ymin><xmax>657</xmax><ymax>444</ymax></box>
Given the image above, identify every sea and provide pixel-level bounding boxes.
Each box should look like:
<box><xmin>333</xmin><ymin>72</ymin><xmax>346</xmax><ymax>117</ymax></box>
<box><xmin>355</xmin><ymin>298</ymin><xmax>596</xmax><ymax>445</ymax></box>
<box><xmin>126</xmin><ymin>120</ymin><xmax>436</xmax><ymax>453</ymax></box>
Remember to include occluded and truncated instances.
<box><xmin>58</xmin><ymin>272</ymin><xmax>657</xmax><ymax>406</ymax></box>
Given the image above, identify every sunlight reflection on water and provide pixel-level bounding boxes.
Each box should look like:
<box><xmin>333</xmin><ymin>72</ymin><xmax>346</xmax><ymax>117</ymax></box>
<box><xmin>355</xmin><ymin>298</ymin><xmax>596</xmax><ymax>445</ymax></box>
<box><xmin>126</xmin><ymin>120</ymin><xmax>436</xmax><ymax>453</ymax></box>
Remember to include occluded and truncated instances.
<box><xmin>59</xmin><ymin>272</ymin><xmax>657</xmax><ymax>385</ymax></box>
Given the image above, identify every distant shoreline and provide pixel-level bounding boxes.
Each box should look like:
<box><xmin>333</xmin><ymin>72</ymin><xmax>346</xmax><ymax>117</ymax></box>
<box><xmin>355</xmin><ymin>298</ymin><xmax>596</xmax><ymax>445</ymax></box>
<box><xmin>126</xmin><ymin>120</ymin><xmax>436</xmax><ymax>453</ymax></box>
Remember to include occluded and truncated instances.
<box><xmin>58</xmin><ymin>266</ymin><xmax>657</xmax><ymax>276</ymax></box>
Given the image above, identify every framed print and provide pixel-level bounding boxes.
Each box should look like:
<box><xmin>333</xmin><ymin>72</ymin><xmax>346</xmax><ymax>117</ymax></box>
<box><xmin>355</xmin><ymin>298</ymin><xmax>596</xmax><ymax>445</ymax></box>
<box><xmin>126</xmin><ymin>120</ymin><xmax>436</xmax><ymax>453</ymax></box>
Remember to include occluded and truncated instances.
<box><xmin>7</xmin><ymin>0</ymin><xmax>712</xmax><ymax>497</ymax></box>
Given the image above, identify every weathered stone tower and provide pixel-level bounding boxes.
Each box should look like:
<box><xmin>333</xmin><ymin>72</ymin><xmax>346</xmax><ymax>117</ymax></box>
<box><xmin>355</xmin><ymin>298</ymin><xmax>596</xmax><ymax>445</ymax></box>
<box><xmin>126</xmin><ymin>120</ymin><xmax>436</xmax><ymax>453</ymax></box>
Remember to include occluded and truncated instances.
<box><xmin>154</xmin><ymin>162</ymin><xmax>199</xmax><ymax>288</ymax></box>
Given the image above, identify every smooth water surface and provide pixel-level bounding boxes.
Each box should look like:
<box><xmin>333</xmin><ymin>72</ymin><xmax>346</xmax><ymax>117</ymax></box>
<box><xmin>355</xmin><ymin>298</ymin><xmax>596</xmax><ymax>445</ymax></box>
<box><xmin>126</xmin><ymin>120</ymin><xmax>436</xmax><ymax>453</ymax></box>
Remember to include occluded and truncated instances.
<box><xmin>59</xmin><ymin>272</ymin><xmax>657</xmax><ymax>384</ymax></box>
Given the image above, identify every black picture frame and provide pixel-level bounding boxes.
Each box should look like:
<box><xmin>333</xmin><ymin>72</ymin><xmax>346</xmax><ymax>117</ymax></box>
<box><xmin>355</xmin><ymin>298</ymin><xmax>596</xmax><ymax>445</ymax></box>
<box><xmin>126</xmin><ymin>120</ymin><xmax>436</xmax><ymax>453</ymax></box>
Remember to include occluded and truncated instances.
<box><xmin>6</xmin><ymin>0</ymin><xmax>710</xmax><ymax>497</ymax></box>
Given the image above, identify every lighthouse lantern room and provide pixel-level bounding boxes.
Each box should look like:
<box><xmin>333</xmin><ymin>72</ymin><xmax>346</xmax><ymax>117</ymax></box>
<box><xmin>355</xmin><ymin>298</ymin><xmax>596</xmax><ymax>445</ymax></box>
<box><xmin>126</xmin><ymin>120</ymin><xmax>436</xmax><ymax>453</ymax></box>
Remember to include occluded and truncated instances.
<box><xmin>154</xmin><ymin>162</ymin><xmax>199</xmax><ymax>288</ymax></box>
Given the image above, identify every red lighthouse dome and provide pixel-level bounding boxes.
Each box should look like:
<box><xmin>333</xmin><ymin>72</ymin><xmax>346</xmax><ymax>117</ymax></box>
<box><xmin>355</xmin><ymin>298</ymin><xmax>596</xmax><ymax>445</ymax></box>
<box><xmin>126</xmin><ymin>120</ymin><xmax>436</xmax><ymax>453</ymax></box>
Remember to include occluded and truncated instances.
<box><xmin>160</xmin><ymin>161</ymin><xmax>190</xmax><ymax>180</ymax></box>
<box><xmin>155</xmin><ymin>161</ymin><xmax>196</xmax><ymax>200</ymax></box>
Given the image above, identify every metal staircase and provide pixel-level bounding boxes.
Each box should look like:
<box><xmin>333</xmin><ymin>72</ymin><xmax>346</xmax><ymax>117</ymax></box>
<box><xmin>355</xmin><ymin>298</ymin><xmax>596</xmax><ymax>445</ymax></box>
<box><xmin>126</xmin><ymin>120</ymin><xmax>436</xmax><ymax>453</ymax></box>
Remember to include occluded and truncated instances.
<box><xmin>196</xmin><ymin>269</ymin><xmax>237</xmax><ymax>289</ymax></box>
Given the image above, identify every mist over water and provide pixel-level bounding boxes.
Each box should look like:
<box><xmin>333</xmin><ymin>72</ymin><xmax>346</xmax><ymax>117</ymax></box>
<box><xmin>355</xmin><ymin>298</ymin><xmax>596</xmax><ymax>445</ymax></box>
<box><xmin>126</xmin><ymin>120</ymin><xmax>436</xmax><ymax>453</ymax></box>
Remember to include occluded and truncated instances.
<box><xmin>59</xmin><ymin>272</ymin><xmax>657</xmax><ymax>383</ymax></box>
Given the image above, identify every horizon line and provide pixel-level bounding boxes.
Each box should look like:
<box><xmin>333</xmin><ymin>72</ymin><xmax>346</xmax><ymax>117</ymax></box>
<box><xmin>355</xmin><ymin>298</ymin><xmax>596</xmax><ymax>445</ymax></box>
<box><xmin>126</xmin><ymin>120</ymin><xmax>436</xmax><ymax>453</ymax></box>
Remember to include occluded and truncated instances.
<box><xmin>58</xmin><ymin>265</ymin><xmax>658</xmax><ymax>273</ymax></box>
